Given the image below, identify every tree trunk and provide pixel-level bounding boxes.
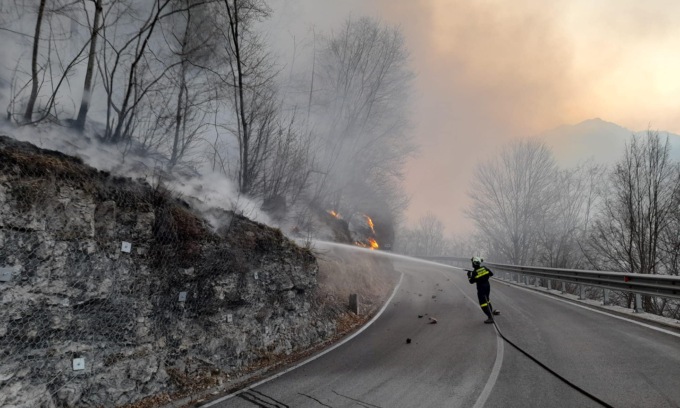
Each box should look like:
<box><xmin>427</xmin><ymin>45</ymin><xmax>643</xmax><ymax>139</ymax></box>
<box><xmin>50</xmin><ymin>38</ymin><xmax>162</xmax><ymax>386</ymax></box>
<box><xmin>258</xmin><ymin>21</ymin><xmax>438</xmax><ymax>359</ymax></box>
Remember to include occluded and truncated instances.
<box><xmin>109</xmin><ymin>0</ymin><xmax>169</xmax><ymax>143</ymax></box>
<box><xmin>23</xmin><ymin>0</ymin><xmax>47</xmax><ymax>123</ymax></box>
<box><xmin>169</xmin><ymin>6</ymin><xmax>192</xmax><ymax>168</ymax></box>
<box><xmin>224</xmin><ymin>0</ymin><xmax>250</xmax><ymax>194</ymax></box>
<box><xmin>74</xmin><ymin>0</ymin><xmax>103</xmax><ymax>132</ymax></box>
<box><xmin>169</xmin><ymin>64</ymin><xmax>187</xmax><ymax>168</ymax></box>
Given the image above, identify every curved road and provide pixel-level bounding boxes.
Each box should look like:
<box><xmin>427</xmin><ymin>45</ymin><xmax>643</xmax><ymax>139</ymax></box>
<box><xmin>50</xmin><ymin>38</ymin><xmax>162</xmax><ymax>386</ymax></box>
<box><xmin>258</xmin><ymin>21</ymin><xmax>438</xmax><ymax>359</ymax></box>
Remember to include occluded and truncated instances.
<box><xmin>208</xmin><ymin>253</ymin><xmax>680</xmax><ymax>408</ymax></box>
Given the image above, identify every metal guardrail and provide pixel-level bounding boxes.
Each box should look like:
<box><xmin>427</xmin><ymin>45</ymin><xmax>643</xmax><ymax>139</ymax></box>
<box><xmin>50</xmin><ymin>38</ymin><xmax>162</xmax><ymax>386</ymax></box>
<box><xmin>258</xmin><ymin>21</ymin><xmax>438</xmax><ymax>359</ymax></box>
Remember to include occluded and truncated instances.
<box><xmin>421</xmin><ymin>257</ymin><xmax>680</xmax><ymax>312</ymax></box>
<box><xmin>422</xmin><ymin>256</ymin><xmax>470</xmax><ymax>265</ymax></box>
<box><xmin>486</xmin><ymin>262</ymin><xmax>680</xmax><ymax>300</ymax></box>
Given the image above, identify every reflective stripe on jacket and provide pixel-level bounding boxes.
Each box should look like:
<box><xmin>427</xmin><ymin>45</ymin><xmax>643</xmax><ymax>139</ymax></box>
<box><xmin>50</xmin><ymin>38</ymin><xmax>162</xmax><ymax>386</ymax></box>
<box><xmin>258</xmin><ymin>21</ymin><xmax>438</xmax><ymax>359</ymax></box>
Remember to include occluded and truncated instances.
<box><xmin>474</xmin><ymin>267</ymin><xmax>490</xmax><ymax>279</ymax></box>
<box><xmin>469</xmin><ymin>266</ymin><xmax>493</xmax><ymax>284</ymax></box>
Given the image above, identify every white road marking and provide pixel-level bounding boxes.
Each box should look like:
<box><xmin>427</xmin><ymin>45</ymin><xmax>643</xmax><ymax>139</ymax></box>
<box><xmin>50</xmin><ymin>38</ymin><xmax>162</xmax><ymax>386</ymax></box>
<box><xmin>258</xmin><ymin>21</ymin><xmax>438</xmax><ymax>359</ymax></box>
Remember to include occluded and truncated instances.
<box><xmin>432</xmin><ymin>261</ymin><xmax>680</xmax><ymax>339</ymax></box>
<box><xmin>425</xmin><ymin>259</ymin><xmax>680</xmax><ymax>408</ymax></box>
<box><xmin>200</xmin><ymin>271</ymin><xmax>406</xmax><ymax>407</ymax></box>
<box><xmin>473</xmin><ymin>334</ymin><xmax>504</xmax><ymax>408</ymax></box>
<box><xmin>501</xmin><ymin>281</ymin><xmax>680</xmax><ymax>339</ymax></box>
<box><xmin>438</xmin><ymin>267</ymin><xmax>504</xmax><ymax>408</ymax></box>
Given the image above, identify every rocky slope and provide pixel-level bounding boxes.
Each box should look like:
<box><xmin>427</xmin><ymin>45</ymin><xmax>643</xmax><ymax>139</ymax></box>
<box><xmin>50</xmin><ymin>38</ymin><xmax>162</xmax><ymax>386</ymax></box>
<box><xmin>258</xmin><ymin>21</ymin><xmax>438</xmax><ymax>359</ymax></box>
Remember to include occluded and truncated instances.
<box><xmin>0</xmin><ymin>135</ymin><xmax>395</xmax><ymax>407</ymax></box>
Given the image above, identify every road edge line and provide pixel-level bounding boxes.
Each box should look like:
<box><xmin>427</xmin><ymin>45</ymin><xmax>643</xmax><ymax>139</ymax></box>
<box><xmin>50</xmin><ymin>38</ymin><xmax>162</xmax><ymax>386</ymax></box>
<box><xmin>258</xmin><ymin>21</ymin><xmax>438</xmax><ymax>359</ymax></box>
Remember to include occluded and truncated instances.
<box><xmin>199</xmin><ymin>270</ymin><xmax>406</xmax><ymax>407</ymax></box>
<box><xmin>444</xmin><ymin>268</ymin><xmax>504</xmax><ymax>408</ymax></box>
<box><xmin>498</xmin><ymin>280</ymin><xmax>680</xmax><ymax>339</ymax></box>
<box><xmin>472</xmin><ymin>331</ymin><xmax>504</xmax><ymax>408</ymax></box>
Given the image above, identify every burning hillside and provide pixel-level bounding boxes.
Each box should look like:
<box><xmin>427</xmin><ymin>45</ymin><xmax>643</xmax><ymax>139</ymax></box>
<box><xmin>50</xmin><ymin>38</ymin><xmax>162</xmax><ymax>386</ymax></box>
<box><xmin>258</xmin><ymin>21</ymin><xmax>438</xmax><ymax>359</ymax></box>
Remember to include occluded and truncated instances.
<box><xmin>349</xmin><ymin>213</ymin><xmax>391</xmax><ymax>250</ymax></box>
<box><xmin>290</xmin><ymin>206</ymin><xmax>394</xmax><ymax>251</ymax></box>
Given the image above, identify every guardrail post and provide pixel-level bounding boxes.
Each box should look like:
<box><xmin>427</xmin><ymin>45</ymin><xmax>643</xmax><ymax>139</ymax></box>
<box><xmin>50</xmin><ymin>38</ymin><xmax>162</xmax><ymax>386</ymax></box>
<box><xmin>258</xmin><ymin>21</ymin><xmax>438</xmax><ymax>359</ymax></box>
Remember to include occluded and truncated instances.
<box><xmin>349</xmin><ymin>294</ymin><xmax>360</xmax><ymax>315</ymax></box>
<box><xmin>459</xmin><ymin>258</ymin><xmax>680</xmax><ymax>307</ymax></box>
<box><xmin>633</xmin><ymin>293</ymin><xmax>642</xmax><ymax>313</ymax></box>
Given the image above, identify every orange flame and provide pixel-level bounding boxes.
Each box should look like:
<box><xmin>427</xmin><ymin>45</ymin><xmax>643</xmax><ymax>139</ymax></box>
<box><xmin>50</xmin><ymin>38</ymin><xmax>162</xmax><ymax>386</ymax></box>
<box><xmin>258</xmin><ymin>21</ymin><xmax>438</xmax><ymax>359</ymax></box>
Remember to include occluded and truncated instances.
<box><xmin>354</xmin><ymin>239</ymin><xmax>380</xmax><ymax>250</ymax></box>
<box><xmin>363</xmin><ymin>214</ymin><xmax>376</xmax><ymax>234</ymax></box>
<box><xmin>327</xmin><ymin>210</ymin><xmax>342</xmax><ymax>219</ymax></box>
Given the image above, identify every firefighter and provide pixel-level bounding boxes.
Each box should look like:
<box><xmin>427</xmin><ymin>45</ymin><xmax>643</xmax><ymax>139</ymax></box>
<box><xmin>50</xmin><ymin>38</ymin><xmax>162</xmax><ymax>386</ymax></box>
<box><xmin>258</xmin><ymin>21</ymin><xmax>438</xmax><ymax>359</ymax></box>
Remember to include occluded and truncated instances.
<box><xmin>467</xmin><ymin>257</ymin><xmax>500</xmax><ymax>324</ymax></box>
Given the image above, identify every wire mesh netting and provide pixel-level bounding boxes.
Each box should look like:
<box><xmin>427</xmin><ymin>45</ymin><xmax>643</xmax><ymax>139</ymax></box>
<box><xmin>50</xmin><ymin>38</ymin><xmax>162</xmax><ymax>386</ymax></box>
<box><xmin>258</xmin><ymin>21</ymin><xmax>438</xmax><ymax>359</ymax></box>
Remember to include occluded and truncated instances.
<box><xmin>0</xmin><ymin>135</ymin><xmax>355</xmax><ymax>407</ymax></box>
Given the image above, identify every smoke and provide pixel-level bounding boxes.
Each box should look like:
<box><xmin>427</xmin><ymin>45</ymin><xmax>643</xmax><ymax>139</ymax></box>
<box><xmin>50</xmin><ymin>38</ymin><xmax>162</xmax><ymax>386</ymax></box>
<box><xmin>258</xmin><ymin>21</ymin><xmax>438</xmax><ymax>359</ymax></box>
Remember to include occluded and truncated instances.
<box><xmin>113</xmin><ymin>2</ymin><xmax>680</xmax><ymax>236</ymax></box>
<box><xmin>362</xmin><ymin>0</ymin><xmax>572</xmax><ymax>233</ymax></box>
<box><xmin>6</xmin><ymin>1</ymin><xmax>680</xmax><ymax>238</ymax></box>
<box><xmin>0</xmin><ymin>2</ymin><xmax>272</xmax><ymax>229</ymax></box>
<box><xmin>312</xmin><ymin>240</ymin><xmax>397</xmax><ymax>302</ymax></box>
<box><xmin>251</xmin><ymin>0</ymin><xmax>583</xmax><ymax>233</ymax></box>
<box><xmin>0</xmin><ymin>122</ymin><xmax>271</xmax><ymax>228</ymax></box>
<box><xmin>370</xmin><ymin>0</ymin><xmax>680</xmax><ymax>233</ymax></box>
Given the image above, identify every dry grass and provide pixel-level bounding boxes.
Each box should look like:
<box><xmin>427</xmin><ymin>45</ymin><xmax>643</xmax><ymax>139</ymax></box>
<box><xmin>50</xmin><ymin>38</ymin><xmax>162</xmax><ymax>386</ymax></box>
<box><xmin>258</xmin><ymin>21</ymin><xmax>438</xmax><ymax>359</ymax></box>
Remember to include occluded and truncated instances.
<box><xmin>122</xmin><ymin>393</ymin><xmax>174</xmax><ymax>408</ymax></box>
<box><xmin>315</xmin><ymin>247</ymin><xmax>398</xmax><ymax>316</ymax></box>
<box><xmin>0</xmin><ymin>145</ymin><xmax>91</xmax><ymax>180</ymax></box>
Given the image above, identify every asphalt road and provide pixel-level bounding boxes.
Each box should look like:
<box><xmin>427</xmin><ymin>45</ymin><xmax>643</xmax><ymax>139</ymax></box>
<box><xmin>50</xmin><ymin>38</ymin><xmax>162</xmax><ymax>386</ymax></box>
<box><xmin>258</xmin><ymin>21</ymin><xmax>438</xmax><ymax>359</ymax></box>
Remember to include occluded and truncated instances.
<box><xmin>208</xmin><ymin>254</ymin><xmax>680</xmax><ymax>408</ymax></box>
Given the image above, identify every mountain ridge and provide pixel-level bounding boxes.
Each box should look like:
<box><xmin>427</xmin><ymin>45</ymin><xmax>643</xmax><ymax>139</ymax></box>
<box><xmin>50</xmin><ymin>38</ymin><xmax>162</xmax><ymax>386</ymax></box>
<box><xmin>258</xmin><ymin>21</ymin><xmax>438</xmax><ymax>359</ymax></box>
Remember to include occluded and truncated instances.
<box><xmin>537</xmin><ymin>118</ymin><xmax>680</xmax><ymax>167</ymax></box>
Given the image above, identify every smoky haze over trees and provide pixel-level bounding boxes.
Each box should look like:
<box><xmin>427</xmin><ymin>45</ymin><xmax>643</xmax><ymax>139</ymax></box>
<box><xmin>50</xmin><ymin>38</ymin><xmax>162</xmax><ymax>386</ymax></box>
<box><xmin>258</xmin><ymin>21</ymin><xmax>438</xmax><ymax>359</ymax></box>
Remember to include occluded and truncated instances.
<box><xmin>585</xmin><ymin>133</ymin><xmax>680</xmax><ymax>314</ymax></box>
<box><xmin>304</xmin><ymin>16</ymin><xmax>415</xmax><ymax>233</ymax></box>
<box><xmin>393</xmin><ymin>212</ymin><xmax>476</xmax><ymax>258</ymax></box>
<box><xmin>0</xmin><ymin>1</ymin><xmax>415</xmax><ymax>238</ymax></box>
<box><xmin>466</xmin><ymin>141</ymin><xmax>559</xmax><ymax>265</ymax></box>
<box><xmin>459</xmin><ymin>133</ymin><xmax>680</xmax><ymax>318</ymax></box>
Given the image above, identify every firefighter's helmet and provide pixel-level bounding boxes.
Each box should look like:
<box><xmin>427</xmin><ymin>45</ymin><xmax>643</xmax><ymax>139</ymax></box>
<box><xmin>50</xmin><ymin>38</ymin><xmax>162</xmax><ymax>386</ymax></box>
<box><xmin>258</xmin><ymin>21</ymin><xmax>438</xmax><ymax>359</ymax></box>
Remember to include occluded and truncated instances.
<box><xmin>471</xmin><ymin>257</ymin><xmax>483</xmax><ymax>267</ymax></box>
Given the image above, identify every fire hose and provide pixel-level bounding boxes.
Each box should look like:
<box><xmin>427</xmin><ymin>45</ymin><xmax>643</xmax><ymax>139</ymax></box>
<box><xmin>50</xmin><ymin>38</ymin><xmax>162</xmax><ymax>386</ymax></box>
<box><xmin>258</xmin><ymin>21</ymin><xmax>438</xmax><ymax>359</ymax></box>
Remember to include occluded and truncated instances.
<box><xmin>487</xmin><ymin>295</ymin><xmax>615</xmax><ymax>408</ymax></box>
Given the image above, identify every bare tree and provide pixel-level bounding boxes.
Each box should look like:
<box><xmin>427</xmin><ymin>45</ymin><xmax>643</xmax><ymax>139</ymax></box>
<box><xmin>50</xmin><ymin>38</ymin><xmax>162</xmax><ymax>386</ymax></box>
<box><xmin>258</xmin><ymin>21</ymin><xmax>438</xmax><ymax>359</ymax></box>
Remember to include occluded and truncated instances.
<box><xmin>588</xmin><ymin>132</ymin><xmax>677</xmax><ymax>273</ymax></box>
<box><xmin>447</xmin><ymin>233</ymin><xmax>480</xmax><ymax>258</ymax></box>
<box><xmin>310</xmin><ymin>17</ymin><xmax>415</xmax><ymax>223</ymax></box>
<box><xmin>659</xmin><ymin>179</ymin><xmax>680</xmax><ymax>319</ymax></box>
<box><xmin>97</xmin><ymin>0</ymin><xmax>183</xmax><ymax>143</ymax></box>
<box><xmin>394</xmin><ymin>213</ymin><xmax>448</xmax><ymax>257</ymax></box>
<box><xmin>536</xmin><ymin>167</ymin><xmax>594</xmax><ymax>268</ymax></box>
<box><xmin>216</xmin><ymin>0</ymin><xmax>276</xmax><ymax>194</ymax></box>
<box><xmin>73</xmin><ymin>0</ymin><xmax>103</xmax><ymax>131</ymax></box>
<box><xmin>154</xmin><ymin>0</ymin><xmax>222</xmax><ymax>168</ymax></box>
<box><xmin>660</xmin><ymin>182</ymin><xmax>680</xmax><ymax>278</ymax></box>
<box><xmin>466</xmin><ymin>140</ymin><xmax>559</xmax><ymax>264</ymax></box>
<box><xmin>586</xmin><ymin>132</ymin><xmax>680</xmax><ymax>312</ymax></box>
<box><xmin>5</xmin><ymin>0</ymin><xmax>100</xmax><ymax>125</ymax></box>
<box><xmin>22</xmin><ymin>0</ymin><xmax>46</xmax><ymax>122</ymax></box>
<box><xmin>258</xmin><ymin>110</ymin><xmax>315</xmax><ymax>207</ymax></box>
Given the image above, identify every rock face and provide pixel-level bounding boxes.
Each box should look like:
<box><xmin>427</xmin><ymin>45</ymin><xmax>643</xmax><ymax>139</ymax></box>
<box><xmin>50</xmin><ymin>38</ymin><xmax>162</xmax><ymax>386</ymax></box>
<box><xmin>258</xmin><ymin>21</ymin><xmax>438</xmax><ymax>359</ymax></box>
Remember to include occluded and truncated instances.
<box><xmin>0</xmin><ymin>136</ymin><xmax>337</xmax><ymax>407</ymax></box>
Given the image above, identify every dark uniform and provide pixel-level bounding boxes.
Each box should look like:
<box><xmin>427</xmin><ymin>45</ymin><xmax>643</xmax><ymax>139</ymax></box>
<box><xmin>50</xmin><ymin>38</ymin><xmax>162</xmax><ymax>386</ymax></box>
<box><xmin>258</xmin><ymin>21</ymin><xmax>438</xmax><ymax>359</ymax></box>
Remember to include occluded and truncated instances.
<box><xmin>468</xmin><ymin>265</ymin><xmax>495</xmax><ymax>321</ymax></box>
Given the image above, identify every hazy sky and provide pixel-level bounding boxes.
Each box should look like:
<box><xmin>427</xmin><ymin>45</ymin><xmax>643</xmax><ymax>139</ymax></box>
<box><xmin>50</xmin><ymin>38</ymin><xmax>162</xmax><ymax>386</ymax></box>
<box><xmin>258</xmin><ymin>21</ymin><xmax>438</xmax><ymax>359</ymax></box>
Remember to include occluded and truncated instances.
<box><xmin>269</xmin><ymin>0</ymin><xmax>680</xmax><ymax>234</ymax></box>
